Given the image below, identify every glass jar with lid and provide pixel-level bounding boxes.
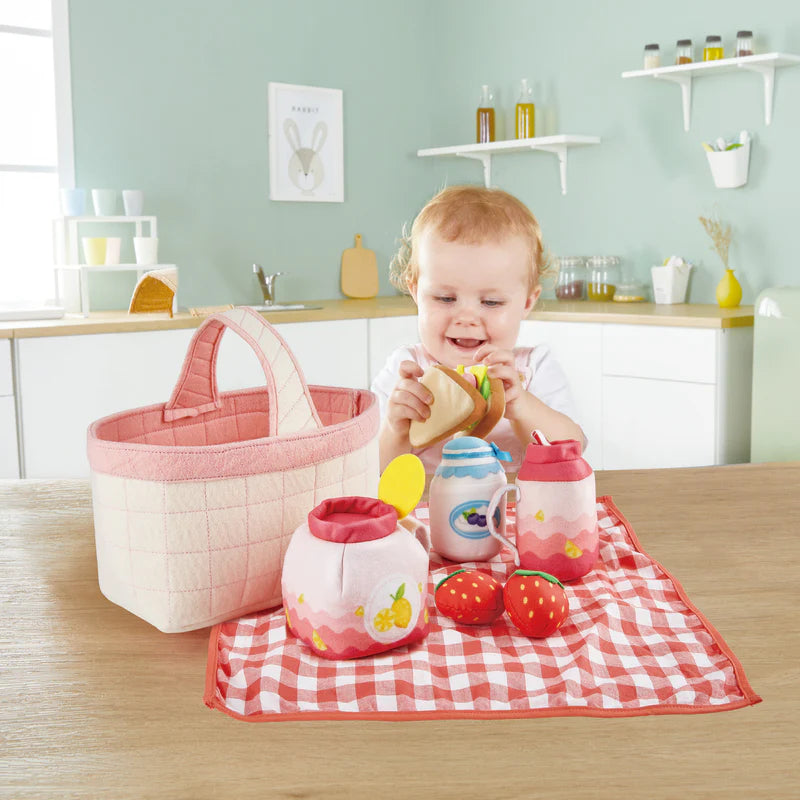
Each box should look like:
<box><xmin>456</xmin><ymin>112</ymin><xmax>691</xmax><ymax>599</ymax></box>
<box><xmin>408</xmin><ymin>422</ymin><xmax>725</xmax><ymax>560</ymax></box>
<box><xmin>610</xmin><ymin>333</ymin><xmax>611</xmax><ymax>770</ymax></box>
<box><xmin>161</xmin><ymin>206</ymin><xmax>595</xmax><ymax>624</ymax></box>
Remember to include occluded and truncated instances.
<box><xmin>736</xmin><ymin>30</ymin><xmax>754</xmax><ymax>57</ymax></box>
<box><xmin>703</xmin><ymin>35</ymin><xmax>724</xmax><ymax>60</ymax></box>
<box><xmin>643</xmin><ymin>43</ymin><xmax>661</xmax><ymax>69</ymax></box>
<box><xmin>587</xmin><ymin>256</ymin><xmax>620</xmax><ymax>301</ymax></box>
<box><xmin>555</xmin><ymin>256</ymin><xmax>587</xmax><ymax>300</ymax></box>
<box><xmin>676</xmin><ymin>39</ymin><xmax>693</xmax><ymax>64</ymax></box>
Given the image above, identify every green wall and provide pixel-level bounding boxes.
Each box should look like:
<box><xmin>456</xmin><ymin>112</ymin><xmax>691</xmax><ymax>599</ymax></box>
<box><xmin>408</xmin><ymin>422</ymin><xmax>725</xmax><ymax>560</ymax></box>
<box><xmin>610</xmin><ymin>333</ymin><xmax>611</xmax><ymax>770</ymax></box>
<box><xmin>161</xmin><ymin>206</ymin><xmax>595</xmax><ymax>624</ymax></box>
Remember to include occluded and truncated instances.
<box><xmin>69</xmin><ymin>0</ymin><xmax>800</xmax><ymax>308</ymax></box>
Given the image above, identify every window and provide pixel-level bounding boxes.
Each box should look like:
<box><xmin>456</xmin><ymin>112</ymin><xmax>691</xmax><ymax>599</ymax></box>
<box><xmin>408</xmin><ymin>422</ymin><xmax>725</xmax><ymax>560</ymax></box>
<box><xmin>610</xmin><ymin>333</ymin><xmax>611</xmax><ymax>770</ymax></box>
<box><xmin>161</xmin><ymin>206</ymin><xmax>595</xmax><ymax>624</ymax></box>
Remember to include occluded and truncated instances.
<box><xmin>0</xmin><ymin>0</ymin><xmax>73</xmax><ymax>307</ymax></box>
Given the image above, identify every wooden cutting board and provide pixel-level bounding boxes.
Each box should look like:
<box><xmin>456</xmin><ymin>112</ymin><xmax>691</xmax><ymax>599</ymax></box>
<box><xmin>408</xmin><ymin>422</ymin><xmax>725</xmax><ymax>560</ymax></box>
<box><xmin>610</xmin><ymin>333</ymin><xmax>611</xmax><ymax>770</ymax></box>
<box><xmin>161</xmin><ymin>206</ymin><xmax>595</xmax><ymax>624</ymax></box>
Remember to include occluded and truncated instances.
<box><xmin>341</xmin><ymin>234</ymin><xmax>378</xmax><ymax>298</ymax></box>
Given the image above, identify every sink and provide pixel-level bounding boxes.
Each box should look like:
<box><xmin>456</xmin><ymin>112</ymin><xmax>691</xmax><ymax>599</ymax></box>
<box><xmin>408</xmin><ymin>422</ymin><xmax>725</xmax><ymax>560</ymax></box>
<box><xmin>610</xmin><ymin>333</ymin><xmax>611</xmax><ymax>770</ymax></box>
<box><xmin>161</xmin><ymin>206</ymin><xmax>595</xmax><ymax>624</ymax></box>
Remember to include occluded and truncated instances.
<box><xmin>246</xmin><ymin>303</ymin><xmax>322</xmax><ymax>312</ymax></box>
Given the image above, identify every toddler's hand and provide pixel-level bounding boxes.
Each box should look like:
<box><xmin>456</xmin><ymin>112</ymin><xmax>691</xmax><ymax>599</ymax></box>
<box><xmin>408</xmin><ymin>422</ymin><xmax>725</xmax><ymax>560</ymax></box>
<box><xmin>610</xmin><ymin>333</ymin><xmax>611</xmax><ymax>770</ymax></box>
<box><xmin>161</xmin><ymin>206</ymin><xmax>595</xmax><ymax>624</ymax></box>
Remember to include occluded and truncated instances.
<box><xmin>384</xmin><ymin>360</ymin><xmax>433</xmax><ymax>439</ymax></box>
<box><xmin>473</xmin><ymin>344</ymin><xmax>525</xmax><ymax>418</ymax></box>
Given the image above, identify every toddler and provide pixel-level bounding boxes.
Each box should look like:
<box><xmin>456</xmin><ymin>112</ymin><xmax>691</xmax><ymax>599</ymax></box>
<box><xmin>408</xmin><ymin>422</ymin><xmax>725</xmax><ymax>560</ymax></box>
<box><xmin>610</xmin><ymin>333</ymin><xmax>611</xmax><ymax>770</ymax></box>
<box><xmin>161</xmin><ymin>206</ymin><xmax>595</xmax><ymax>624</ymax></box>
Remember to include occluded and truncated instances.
<box><xmin>371</xmin><ymin>185</ymin><xmax>584</xmax><ymax>472</ymax></box>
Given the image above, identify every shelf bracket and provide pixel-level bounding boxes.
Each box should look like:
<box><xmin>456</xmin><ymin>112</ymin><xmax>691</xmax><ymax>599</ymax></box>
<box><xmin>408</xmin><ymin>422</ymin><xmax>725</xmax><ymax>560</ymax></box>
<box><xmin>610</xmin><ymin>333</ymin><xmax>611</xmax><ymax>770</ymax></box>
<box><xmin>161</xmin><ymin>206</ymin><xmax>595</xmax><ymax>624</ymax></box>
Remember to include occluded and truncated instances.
<box><xmin>455</xmin><ymin>151</ymin><xmax>492</xmax><ymax>187</ymax></box>
<box><xmin>739</xmin><ymin>63</ymin><xmax>776</xmax><ymax>124</ymax></box>
<box><xmin>532</xmin><ymin>144</ymin><xmax>569</xmax><ymax>194</ymax></box>
<box><xmin>655</xmin><ymin>73</ymin><xmax>692</xmax><ymax>131</ymax></box>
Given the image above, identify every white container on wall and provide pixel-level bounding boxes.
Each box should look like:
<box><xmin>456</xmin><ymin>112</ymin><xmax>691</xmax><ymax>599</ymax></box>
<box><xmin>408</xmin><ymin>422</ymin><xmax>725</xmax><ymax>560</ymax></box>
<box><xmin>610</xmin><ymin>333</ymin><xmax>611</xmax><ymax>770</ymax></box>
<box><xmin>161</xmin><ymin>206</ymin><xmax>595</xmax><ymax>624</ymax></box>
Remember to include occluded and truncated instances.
<box><xmin>706</xmin><ymin>140</ymin><xmax>751</xmax><ymax>189</ymax></box>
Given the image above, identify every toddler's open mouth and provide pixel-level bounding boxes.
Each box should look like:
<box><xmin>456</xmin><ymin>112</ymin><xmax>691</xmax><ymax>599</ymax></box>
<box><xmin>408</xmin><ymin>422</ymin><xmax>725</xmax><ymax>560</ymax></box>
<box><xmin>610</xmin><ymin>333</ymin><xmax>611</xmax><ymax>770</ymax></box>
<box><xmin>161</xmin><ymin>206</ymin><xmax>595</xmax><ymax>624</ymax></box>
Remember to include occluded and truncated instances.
<box><xmin>448</xmin><ymin>337</ymin><xmax>485</xmax><ymax>350</ymax></box>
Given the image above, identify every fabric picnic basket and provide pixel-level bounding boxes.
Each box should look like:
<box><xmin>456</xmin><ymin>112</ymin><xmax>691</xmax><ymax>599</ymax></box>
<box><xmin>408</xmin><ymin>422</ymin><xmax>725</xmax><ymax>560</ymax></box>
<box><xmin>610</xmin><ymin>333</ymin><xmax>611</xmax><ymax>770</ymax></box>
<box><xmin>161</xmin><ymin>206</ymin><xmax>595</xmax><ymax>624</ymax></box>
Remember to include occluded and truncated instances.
<box><xmin>87</xmin><ymin>306</ymin><xmax>380</xmax><ymax>633</ymax></box>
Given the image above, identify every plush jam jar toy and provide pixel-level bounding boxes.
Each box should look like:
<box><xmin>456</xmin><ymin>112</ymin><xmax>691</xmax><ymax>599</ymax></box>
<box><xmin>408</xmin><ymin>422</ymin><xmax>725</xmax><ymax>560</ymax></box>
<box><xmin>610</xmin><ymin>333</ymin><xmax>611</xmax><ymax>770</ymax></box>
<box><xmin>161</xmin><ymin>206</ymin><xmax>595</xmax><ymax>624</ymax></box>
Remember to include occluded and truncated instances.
<box><xmin>281</xmin><ymin>496</ymin><xmax>431</xmax><ymax>659</ymax></box>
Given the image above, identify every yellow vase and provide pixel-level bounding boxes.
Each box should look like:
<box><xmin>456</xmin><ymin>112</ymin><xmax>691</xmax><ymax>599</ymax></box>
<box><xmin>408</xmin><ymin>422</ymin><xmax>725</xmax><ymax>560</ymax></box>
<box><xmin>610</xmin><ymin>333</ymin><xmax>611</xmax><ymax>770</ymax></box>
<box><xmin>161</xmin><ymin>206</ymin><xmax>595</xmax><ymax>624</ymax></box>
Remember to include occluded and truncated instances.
<box><xmin>716</xmin><ymin>268</ymin><xmax>742</xmax><ymax>308</ymax></box>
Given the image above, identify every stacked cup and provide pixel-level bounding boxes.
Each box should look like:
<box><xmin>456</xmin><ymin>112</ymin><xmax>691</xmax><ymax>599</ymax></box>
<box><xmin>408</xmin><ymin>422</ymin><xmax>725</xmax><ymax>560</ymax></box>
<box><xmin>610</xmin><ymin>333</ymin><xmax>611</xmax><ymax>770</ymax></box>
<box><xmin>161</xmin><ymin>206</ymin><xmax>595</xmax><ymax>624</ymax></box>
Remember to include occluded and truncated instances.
<box><xmin>58</xmin><ymin>188</ymin><xmax>146</xmax><ymax>217</ymax></box>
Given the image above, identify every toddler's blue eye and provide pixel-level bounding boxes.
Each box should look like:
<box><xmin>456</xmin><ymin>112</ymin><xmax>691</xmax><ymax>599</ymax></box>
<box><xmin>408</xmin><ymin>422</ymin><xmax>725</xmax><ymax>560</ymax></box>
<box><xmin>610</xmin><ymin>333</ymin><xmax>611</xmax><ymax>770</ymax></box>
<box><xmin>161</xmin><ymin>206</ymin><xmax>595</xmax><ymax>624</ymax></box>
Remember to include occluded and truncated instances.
<box><xmin>483</xmin><ymin>299</ymin><xmax>504</xmax><ymax>307</ymax></box>
<box><xmin>435</xmin><ymin>296</ymin><xmax>455</xmax><ymax>303</ymax></box>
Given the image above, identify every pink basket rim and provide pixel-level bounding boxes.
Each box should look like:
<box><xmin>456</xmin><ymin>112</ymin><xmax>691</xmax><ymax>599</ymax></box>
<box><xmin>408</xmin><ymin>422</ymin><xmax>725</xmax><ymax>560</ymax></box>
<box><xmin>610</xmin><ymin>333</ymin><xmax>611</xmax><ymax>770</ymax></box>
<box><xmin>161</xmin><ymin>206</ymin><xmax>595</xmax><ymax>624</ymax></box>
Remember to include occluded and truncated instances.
<box><xmin>87</xmin><ymin>385</ymin><xmax>378</xmax><ymax>482</ymax></box>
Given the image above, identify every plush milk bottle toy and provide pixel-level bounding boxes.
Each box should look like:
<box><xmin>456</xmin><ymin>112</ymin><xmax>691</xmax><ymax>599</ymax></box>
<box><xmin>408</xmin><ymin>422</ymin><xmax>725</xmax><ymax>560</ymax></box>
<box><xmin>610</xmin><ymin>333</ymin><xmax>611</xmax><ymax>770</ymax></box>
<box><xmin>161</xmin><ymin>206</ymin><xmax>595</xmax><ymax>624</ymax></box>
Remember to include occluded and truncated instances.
<box><xmin>487</xmin><ymin>430</ymin><xmax>599</xmax><ymax>581</ymax></box>
<box><xmin>428</xmin><ymin>436</ymin><xmax>512</xmax><ymax>562</ymax></box>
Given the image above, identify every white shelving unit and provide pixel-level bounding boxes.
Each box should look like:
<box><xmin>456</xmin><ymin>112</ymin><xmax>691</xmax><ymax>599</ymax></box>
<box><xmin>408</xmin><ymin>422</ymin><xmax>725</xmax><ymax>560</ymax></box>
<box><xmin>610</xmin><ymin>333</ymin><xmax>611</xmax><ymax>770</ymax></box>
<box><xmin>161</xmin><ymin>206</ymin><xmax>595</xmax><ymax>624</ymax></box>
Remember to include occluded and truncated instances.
<box><xmin>622</xmin><ymin>52</ymin><xmax>800</xmax><ymax>131</ymax></box>
<box><xmin>417</xmin><ymin>135</ymin><xmax>601</xmax><ymax>194</ymax></box>
<box><xmin>53</xmin><ymin>215</ymin><xmax>176</xmax><ymax>316</ymax></box>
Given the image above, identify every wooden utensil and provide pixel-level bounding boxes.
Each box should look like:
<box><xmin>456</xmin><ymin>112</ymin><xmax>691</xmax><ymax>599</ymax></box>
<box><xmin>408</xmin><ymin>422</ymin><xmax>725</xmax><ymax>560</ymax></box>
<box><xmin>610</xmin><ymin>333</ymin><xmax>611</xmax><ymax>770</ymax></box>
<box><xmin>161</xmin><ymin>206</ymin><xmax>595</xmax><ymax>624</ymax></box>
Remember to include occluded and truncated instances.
<box><xmin>341</xmin><ymin>234</ymin><xmax>378</xmax><ymax>298</ymax></box>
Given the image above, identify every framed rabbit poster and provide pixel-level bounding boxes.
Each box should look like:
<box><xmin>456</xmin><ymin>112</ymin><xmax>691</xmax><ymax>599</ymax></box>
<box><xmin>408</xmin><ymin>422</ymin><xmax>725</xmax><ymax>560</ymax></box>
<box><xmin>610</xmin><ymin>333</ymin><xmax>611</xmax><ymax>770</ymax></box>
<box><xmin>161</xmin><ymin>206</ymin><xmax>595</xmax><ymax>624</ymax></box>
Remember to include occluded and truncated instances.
<box><xmin>268</xmin><ymin>82</ymin><xmax>344</xmax><ymax>202</ymax></box>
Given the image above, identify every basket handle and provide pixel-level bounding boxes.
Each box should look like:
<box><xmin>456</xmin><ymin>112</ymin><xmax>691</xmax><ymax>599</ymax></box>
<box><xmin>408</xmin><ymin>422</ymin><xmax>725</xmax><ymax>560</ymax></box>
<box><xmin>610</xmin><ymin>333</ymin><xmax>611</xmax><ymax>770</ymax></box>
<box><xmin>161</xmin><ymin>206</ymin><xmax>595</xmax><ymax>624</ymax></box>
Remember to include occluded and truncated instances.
<box><xmin>163</xmin><ymin>306</ymin><xmax>322</xmax><ymax>436</ymax></box>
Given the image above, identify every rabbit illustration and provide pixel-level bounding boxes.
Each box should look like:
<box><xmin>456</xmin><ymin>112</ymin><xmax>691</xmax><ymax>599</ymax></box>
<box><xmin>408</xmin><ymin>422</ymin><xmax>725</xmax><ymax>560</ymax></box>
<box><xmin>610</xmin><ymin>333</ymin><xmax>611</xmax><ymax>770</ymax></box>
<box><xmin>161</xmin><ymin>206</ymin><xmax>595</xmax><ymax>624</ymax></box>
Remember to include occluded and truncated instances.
<box><xmin>284</xmin><ymin>119</ymin><xmax>327</xmax><ymax>195</ymax></box>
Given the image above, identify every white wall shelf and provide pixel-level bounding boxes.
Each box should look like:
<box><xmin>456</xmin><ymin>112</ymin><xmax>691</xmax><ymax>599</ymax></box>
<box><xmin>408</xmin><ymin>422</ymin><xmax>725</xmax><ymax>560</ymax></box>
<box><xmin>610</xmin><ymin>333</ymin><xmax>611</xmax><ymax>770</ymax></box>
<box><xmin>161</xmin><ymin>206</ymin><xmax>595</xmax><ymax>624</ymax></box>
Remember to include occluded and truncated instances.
<box><xmin>622</xmin><ymin>52</ymin><xmax>800</xmax><ymax>130</ymax></box>
<box><xmin>55</xmin><ymin>264</ymin><xmax>177</xmax><ymax>318</ymax></box>
<box><xmin>52</xmin><ymin>215</ymin><xmax>166</xmax><ymax>316</ymax></box>
<box><xmin>417</xmin><ymin>135</ymin><xmax>601</xmax><ymax>194</ymax></box>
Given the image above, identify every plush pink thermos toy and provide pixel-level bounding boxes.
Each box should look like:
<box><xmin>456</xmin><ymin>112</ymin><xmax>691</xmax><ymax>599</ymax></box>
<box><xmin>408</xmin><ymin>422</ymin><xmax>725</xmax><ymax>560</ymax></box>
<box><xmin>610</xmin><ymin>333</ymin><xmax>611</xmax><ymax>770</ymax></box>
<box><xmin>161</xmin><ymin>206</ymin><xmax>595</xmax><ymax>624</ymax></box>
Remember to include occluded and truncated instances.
<box><xmin>487</xmin><ymin>430</ymin><xmax>599</xmax><ymax>582</ymax></box>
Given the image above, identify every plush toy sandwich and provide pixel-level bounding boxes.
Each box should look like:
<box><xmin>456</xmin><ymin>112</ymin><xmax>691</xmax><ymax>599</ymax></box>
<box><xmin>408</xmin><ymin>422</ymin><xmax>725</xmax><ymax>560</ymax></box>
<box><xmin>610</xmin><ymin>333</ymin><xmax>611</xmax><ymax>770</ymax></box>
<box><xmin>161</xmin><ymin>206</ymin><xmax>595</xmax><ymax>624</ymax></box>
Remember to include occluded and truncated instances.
<box><xmin>409</xmin><ymin>364</ymin><xmax>505</xmax><ymax>448</ymax></box>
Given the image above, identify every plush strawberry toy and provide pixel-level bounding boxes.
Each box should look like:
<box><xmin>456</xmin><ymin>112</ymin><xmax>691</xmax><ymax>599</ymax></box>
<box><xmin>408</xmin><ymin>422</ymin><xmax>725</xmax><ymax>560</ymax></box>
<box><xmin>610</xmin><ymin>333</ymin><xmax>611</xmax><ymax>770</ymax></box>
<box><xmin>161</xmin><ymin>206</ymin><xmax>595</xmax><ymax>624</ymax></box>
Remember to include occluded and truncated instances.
<box><xmin>503</xmin><ymin>570</ymin><xmax>569</xmax><ymax>637</ymax></box>
<box><xmin>434</xmin><ymin>569</ymin><xmax>505</xmax><ymax>625</ymax></box>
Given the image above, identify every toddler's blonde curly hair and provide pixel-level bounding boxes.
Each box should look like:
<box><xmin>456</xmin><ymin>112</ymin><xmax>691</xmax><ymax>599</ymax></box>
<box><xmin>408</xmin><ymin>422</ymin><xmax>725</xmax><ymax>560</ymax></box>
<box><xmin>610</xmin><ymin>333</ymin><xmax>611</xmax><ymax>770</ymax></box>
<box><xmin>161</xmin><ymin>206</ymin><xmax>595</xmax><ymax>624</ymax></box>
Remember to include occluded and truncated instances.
<box><xmin>389</xmin><ymin>185</ymin><xmax>552</xmax><ymax>295</ymax></box>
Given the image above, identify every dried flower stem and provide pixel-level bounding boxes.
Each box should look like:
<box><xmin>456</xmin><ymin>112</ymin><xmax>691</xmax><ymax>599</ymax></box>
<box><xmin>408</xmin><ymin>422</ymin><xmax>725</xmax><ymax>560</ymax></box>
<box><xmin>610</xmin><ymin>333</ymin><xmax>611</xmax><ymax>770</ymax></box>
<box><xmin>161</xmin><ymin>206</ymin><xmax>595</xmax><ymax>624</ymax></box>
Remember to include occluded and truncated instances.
<box><xmin>698</xmin><ymin>214</ymin><xmax>732</xmax><ymax>269</ymax></box>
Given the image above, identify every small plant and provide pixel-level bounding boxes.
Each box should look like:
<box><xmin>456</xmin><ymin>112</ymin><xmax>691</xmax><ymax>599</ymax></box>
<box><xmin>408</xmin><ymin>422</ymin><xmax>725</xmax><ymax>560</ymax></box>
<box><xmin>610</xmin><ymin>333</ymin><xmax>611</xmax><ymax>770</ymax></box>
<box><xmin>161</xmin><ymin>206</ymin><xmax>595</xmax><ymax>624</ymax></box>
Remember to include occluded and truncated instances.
<box><xmin>698</xmin><ymin>212</ymin><xmax>732</xmax><ymax>270</ymax></box>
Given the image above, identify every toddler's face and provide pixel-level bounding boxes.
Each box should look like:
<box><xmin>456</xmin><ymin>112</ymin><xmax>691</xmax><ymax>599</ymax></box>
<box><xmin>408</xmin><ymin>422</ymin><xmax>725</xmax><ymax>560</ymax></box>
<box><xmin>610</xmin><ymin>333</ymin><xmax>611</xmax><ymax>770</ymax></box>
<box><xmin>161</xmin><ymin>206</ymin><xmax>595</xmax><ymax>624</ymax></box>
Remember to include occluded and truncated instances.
<box><xmin>409</xmin><ymin>232</ymin><xmax>540</xmax><ymax>367</ymax></box>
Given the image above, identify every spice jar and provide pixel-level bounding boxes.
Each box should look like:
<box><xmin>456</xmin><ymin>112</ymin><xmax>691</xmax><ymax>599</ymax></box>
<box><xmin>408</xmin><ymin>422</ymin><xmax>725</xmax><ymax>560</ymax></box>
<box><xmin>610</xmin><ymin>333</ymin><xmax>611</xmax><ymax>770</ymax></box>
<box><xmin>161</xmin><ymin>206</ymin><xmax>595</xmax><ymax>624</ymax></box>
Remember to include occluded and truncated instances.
<box><xmin>736</xmin><ymin>30</ymin><xmax>754</xmax><ymax>57</ymax></box>
<box><xmin>703</xmin><ymin>35</ymin><xmax>724</xmax><ymax>60</ymax></box>
<box><xmin>555</xmin><ymin>256</ymin><xmax>587</xmax><ymax>300</ymax></box>
<box><xmin>676</xmin><ymin>39</ymin><xmax>693</xmax><ymax>64</ymax></box>
<box><xmin>587</xmin><ymin>256</ymin><xmax>620</xmax><ymax>302</ymax></box>
<box><xmin>643</xmin><ymin>43</ymin><xmax>661</xmax><ymax>69</ymax></box>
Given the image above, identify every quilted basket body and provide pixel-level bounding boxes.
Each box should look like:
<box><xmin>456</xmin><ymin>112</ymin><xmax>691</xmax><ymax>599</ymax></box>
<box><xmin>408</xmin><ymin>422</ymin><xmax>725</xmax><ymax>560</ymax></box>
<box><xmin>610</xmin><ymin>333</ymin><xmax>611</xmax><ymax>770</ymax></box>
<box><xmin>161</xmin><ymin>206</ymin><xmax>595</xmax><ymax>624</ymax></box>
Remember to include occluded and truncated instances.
<box><xmin>87</xmin><ymin>307</ymin><xmax>380</xmax><ymax>633</ymax></box>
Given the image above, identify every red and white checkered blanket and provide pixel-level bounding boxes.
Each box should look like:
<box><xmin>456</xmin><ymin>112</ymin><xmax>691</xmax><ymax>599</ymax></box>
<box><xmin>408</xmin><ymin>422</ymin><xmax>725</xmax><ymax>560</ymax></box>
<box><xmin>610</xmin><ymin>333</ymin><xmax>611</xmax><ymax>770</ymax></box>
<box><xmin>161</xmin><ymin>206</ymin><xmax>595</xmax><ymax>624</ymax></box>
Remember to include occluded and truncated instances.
<box><xmin>204</xmin><ymin>497</ymin><xmax>761</xmax><ymax>721</ymax></box>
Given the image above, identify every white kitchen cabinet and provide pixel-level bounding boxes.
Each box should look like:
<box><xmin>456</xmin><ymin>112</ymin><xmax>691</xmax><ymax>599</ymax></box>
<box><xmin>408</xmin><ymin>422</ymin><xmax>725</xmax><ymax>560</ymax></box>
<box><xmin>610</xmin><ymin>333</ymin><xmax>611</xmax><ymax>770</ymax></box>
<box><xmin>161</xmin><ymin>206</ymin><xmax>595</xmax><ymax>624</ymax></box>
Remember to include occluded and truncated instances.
<box><xmin>0</xmin><ymin>396</ymin><xmax>18</xmax><ymax>478</ymax></box>
<box><xmin>0</xmin><ymin>339</ymin><xmax>19</xmax><ymax>478</ymax></box>
<box><xmin>10</xmin><ymin>309</ymin><xmax>754</xmax><ymax>478</ymax></box>
<box><xmin>17</xmin><ymin>318</ymin><xmax>369</xmax><ymax>478</ymax></box>
<box><xmin>367</xmin><ymin>315</ymin><xmax>420</xmax><ymax>387</ymax></box>
<box><xmin>518</xmin><ymin>320</ymin><xmax>604</xmax><ymax>470</ymax></box>
<box><xmin>518</xmin><ymin>321</ymin><xmax>752</xmax><ymax>470</ymax></box>
<box><xmin>17</xmin><ymin>328</ymin><xmax>195</xmax><ymax>478</ymax></box>
<box><xmin>602</xmin><ymin>377</ymin><xmax>716</xmax><ymax>468</ymax></box>
<box><xmin>601</xmin><ymin>325</ymin><xmax>752</xmax><ymax>469</ymax></box>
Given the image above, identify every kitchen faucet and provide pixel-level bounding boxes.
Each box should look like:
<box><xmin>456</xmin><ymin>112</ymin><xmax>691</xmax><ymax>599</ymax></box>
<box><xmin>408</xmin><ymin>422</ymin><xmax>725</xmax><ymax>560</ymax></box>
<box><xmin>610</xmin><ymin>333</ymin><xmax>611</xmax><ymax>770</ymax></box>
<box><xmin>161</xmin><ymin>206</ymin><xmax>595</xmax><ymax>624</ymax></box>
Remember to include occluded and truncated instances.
<box><xmin>253</xmin><ymin>264</ymin><xmax>284</xmax><ymax>306</ymax></box>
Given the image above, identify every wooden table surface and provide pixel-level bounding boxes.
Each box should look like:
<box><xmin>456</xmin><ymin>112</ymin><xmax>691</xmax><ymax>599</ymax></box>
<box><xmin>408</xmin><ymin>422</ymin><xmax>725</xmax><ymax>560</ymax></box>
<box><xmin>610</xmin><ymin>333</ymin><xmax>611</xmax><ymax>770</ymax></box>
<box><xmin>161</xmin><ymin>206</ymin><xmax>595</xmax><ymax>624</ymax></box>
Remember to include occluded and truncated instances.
<box><xmin>1</xmin><ymin>464</ymin><xmax>798</xmax><ymax>800</ymax></box>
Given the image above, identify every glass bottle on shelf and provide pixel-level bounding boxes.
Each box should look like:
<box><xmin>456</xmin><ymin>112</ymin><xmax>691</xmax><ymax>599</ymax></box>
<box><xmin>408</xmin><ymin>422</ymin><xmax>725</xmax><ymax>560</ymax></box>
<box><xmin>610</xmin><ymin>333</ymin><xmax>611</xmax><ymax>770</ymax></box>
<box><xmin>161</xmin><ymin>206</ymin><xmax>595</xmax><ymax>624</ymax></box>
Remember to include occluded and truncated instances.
<box><xmin>703</xmin><ymin>35</ymin><xmax>724</xmax><ymax>60</ymax></box>
<box><xmin>476</xmin><ymin>85</ymin><xmax>496</xmax><ymax>144</ymax></box>
<box><xmin>587</xmin><ymin>256</ymin><xmax>620</xmax><ymax>302</ymax></box>
<box><xmin>676</xmin><ymin>39</ymin><xmax>693</xmax><ymax>64</ymax></box>
<box><xmin>515</xmin><ymin>78</ymin><xmax>535</xmax><ymax>139</ymax></box>
<box><xmin>555</xmin><ymin>257</ymin><xmax>587</xmax><ymax>300</ymax></box>
<box><xmin>643</xmin><ymin>43</ymin><xmax>661</xmax><ymax>69</ymax></box>
<box><xmin>736</xmin><ymin>30</ymin><xmax>754</xmax><ymax>57</ymax></box>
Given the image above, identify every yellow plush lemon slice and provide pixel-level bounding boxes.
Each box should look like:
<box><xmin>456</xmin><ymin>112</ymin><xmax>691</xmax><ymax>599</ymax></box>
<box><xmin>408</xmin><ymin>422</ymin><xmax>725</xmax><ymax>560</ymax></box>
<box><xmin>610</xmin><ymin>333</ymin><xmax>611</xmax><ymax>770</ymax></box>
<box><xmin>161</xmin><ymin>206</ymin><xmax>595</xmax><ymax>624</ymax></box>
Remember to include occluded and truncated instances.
<box><xmin>378</xmin><ymin>453</ymin><xmax>425</xmax><ymax>519</ymax></box>
<box><xmin>565</xmin><ymin>540</ymin><xmax>583</xmax><ymax>559</ymax></box>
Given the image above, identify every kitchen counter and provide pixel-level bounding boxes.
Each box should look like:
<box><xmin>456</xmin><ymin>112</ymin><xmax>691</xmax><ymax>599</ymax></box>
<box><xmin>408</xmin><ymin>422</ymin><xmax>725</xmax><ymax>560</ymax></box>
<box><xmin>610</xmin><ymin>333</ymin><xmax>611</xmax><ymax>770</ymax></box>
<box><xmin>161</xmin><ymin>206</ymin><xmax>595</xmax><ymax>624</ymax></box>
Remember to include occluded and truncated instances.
<box><xmin>0</xmin><ymin>297</ymin><xmax>753</xmax><ymax>338</ymax></box>
<box><xmin>0</xmin><ymin>463</ymin><xmax>796</xmax><ymax>799</ymax></box>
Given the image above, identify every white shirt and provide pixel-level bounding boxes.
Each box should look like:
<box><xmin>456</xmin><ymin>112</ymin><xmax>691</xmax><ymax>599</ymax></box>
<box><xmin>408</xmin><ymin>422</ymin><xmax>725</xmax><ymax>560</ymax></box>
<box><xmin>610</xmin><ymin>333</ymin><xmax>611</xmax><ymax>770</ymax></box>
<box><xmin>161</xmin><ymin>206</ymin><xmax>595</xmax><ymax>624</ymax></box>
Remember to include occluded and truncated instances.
<box><xmin>370</xmin><ymin>343</ymin><xmax>581</xmax><ymax>472</ymax></box>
